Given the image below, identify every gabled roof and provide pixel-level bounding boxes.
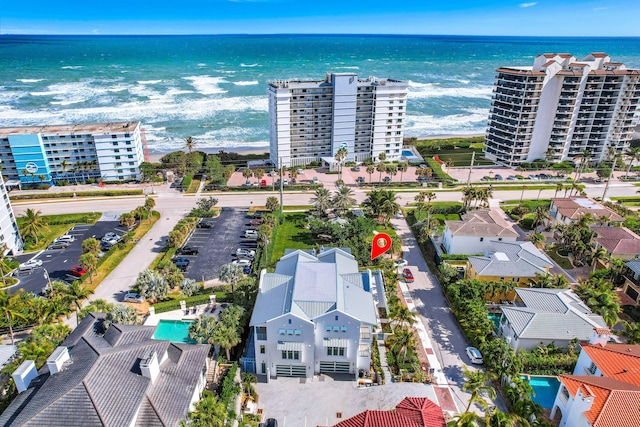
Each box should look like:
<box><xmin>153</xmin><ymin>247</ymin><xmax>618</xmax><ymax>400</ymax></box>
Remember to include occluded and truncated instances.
<box><xmin>468</xmin><ymin>241</ymin><xmax>553</xmax><ymax>278</ymax></box>
<box><xmin>581</xmin><ymin>342</ymin><xmax>640</xmax><ymax>386</ymax></box>
<box><xmin>251</xmin><ymin>248</ymin><xmax>377</xmax><ymax>326</ymax></box>
<box><xmin>445</xmin><ymin>208</ymin><xmax>519</xmax><ymax>238</ymax></box>
<box><xmin>551</xmin><ymin>197</ymin><xmax>624</xmax><ymax>223</ymax></box>
<box><xmin>591</xmin><ymin>226</ymin><xmax>640</xmax><ymax>256</ymax></box>
<box><xmin>500</xmin><ymin>288</ymin><xmax>606</xmax><ymax>340</ymax></box>
<box><xmin>0</xmin><ymin>313</ymin><xmax>210</xmax><ymax>427</ymax></box>
<box><xmin>319</xmin><ymin>397</ymin><xmax>446</xmax><ymax>427</ymax></box>
<box><xmin>559</xmin><ymin>375</ymin><xmax>640</xmax><ymax>427</ymax></box>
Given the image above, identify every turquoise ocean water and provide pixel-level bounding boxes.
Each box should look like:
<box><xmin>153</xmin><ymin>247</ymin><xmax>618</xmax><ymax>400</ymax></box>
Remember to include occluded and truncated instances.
<box><xmin>1</xmin><ymin>35</ymin><xmax>640</xmax><ymax>153</ymax></box>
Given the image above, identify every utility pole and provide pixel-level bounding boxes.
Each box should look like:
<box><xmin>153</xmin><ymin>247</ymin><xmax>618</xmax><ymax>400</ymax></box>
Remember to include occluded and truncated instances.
<box><xmin>279</xmin><ymin>157</ymin><xmax>284</xmax><ymax>214</ymax></box>
<box><xmin>466</xmin><ymin>151</ymin><xmax>475</xmax><ymax>186</ymax></box>
<box><xmin>601</xmin><ymin>156</ymin><xmax>617</xmax><ymax>201</ymax></box>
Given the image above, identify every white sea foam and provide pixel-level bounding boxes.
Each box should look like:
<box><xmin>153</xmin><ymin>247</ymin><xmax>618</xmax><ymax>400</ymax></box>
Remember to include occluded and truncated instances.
<box><xmin>212</xmin><ymin>69</ymin><xmax>236</xmax><ymax>74</ymax></box>
<box><xmin>183</xmin><ymin>76</ymin><xmax>228</xmax><ymax>95</ymax></box>
<box><xmin>408</xmin><ymin>81</ymin><xmax>493</xmax><ymax>99</ymax></box>
<box><xmin>336</xmin><ymin>66</ymin><xmax>359</xmax><ymax>70</ymax></box>
<box><xmin>137</xmin><ymin>80</ymin><xmax>162</xmax><ymax>85</ymax></box>
<box><xmin>233</xmin><ymin>81</ymin><xmax>259</xmax><ymax>86</ymax></box>
<box><xmin>16</xmin><ymin>79</ymin><xmax>44</xmax><ymax>83</ymax></box>
<box><xmin>197</xmin><ymin>63</ymin><xmax>207</xmax><ymax>67</ymax></box>
<box><xmin>240</xmin><ymin>63</ymin><xmax>259</xmax><ymax>67</ymax></box>
<box><xmin>61</xmin><ymin>66</ymin><xmax>84</xmax><ymax>69</ymax></box>
<box><xmin>404</xmin><ymin>108</ymin><xmax>489</xmax><ymax>136</ymax></box>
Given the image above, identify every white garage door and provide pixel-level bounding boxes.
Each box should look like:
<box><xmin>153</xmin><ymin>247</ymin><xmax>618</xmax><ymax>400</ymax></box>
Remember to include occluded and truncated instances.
<box><xmin>275</xmin><ymin>364</ymin><xmax>306</xmax><ymax>377</ymax></box>
<box><xmin>319</xmin><ymin>361</ymin><xmax>350</xmax><ymax>373</ymax></box>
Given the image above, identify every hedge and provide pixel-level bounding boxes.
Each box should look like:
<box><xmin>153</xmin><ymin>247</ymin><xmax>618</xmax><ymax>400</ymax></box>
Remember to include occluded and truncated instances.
<box><xmin>152</xmin><ymin>292</ymin><xmax>230</xmax><ymax>314</ymax></box>
<box><xmin>10</xmin><ymin>189</ymin><xmax>143</xmax><ymax>200</ymax></box>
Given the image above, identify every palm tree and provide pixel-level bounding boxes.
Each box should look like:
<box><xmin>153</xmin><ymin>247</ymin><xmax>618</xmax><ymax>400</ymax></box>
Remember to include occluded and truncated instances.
<box><xmin>242</xmin><ymin>168</ymin><xmax>253</xmax><ymax>182</ymax></box>
<box><xmin>366</xmin><ymin>165</ymin><xmax>375</xmax><ymax>184</ymax></box>
<box><xmin>66</xmin><ymin>282</ymin><xmax>93</xmax><ymax>325</ymax></box>
<box><xmin>335</xmin><ymin>147</ymin><xmax>348</xmax><ymax>181</ymax></box>
<box><xmin>188</xmin><ymin>314</ymin><xmax>217</xmax><ymax>345</ymax></box>
<box><xmin>531</xmin><ymin>206</ymin><xmax>550</xmax><ymax>231</ymax></box>
<box><xmin>527</xmin><ymin>233</ymin><xmax>545</xmax><ymax>250</ymax></box>
<box><xmin>376</xmin><ymin>162</ymin><xmax>386</xmax><ymax>183</ymax></box>
<box><xmin>19</xmin><ymin>208</ymin><xmax>48</xmax><ymax>244</ymax></box>
<box><xmin>0</xmin><ymin>289</ymin><xmax>28</xmax><ymax>345</ymax></box>
<box><xmin>575</xmin><ymin>278</ymin><xmax>621</xmax><ymax>328</ymax></box>
<box><xmin>254</xmin><ymin>168</ymin><xmax>265</xmax><ymax>183</ymax></box>
<box><xmin>332</xmin><ymin>186</ymin><xmax>356</xmax><ymax>216</ymax></box>
<box><xmin>620</xmin><ymin>320</ymin><xmax>640</xmax><ymax>344</ymax></box>
<box><xmin>389</xmin><ymin>304</ymin><xmax>417</xmax><ymax>329</ymax></box>
<box><xmin>386</xmin><ymin>326</ymin><xmax>415</xmax><ymax>364</ymax></box>
<box><xmin>310</xmin><ymin>188</ymin><xmax>332</xmax><ymax>216</ymax></box>
<box><xmin>183</xmin><ymin>136</ymin><xmax>196</xmax><ymax>153</ymax></box>
<box><xmin>462</xmin><ymin>367</ymin><xmax>497</xmax><ymax>413</ymax></box>
<box><xmin>625</xmin><ymin>146</ymin><xmax>640</xmax><ymax>179</ymax></box>
<box><xmin>554</xmin><ymin>182</ymin><xmax>564</xmax><ymax>198</ymax></box>
<box><xmin>386</xmin><ymin>165</ymin><xmax>398</xmax><ymax>184</ymax></box>
<box><xmin>214</xmin><ymin>305</ymin><xmax>244</xmax><ymax>360</ymax></box>
<box><xmin>362</xmin><ymin>189</ymin><xmax>400</xmax><ymax>224</ymax></box>
<box><xmin>590</xmin><ymin>247</ymin><xmax>608</xmax><ymax>272</ymax></box>
<box><xmin>397</xmin><ymin>162</ymin><xmax>408</xmax><ymax>183</ymax></box>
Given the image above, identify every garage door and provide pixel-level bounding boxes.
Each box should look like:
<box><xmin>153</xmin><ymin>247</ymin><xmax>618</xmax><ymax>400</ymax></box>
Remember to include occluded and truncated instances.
<box><xmin>319</xmin><ymin>362</ymin><xmax>350</xmax><ymax>374</ymax></box>
<box><xmin>626</xmin><ymin>285</ymin><xmax>640</xmax><ymax>303</ymax></box>
<box><xmin>275</xmin><ymin>364</ymin><xmax>306</xmax><ymax>377</ymax></box>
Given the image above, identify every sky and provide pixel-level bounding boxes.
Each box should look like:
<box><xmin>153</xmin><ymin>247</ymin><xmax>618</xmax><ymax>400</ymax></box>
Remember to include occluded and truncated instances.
<box><xmin>1</xmin><ymin>0</ymin><xmax>639</xmax><ymax>37</ymax></box>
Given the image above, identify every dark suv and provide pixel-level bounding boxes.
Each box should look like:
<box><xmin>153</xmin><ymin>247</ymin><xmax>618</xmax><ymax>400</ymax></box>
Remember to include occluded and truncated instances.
<box><xmin>177</xmin><ymin>246</ymin><xmax>199</xmax><ymax>255</ymax></box>
<box><xmin>171</xmin><ymin>257</ymin><xmax>190</xmax><ymax>271</ymax></box>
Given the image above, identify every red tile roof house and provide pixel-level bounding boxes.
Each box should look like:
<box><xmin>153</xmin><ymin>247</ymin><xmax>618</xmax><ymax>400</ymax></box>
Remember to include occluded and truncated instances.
<box><xmin>318</xmin><ymin>397</ymin><xmax>446</xmax><ymax>427</ymax></box>
<box><xmin>591</xmin><ymin>226</ymin><xmax>640</xmax><ymax>261</ymax></box>
<box><xmin>549</xmin><ymin>197</ymin><xmax>624</xmax><ymax>227</ymax></box>
<box><xmin>550</xmin><ymin>329</ymin><xmax>640</xmax><ymax>426</ymax></box>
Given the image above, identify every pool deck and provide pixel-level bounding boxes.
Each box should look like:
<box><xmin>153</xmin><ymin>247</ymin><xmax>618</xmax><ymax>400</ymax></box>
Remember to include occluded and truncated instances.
<box><xmin>144</xmin><ymin>303</ymin><xmax>223</xmax><ymax>326</ymax></box>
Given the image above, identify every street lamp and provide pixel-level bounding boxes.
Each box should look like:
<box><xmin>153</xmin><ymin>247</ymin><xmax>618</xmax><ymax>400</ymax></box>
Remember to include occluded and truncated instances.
<box><xmin>43</xmin><ymin>268</ymin><xmax>52</xmax><ymax>292</ymax></box>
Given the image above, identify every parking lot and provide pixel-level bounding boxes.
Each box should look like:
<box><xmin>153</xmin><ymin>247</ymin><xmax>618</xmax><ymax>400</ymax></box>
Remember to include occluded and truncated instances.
<box><xmin>12</xmin><ymin>220</ymin><xmax>122</xmax><ymax>295</ymax></box>
<box><xmin>181</xmin><ymin>208</ymin><xmax>256</xmax><ymax>282</ymax></box>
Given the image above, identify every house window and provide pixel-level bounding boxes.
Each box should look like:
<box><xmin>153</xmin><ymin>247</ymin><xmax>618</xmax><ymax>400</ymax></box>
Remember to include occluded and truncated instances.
<box><xmin>335</xmin><ymin>315</ymin><xmax>339</xmax><ymax>321</ymax></box>
<box><xmin>279</xmin><ymin>329</ymin><xmax>286</xmax><ymax>335</ymax></box>
<box><xmin>480</xmin><ymin>237</ymin><xmax>484</xmax><ymax>242</ymax></box>
<box><xmin>294</xmin><ymin>329</ymin><xmax>301</xmax><ymax>335</ymax></box>
<box><xmin>288</xmin><ymin>319</ymin><xmax>292</xmax><ymax>324</ymax></box>
<box><xmin>260</xmin><ymin>345</ymin><xmax>265</xmax><ymax>354</ymax></box>
<box><xmin>282</xmin><ymin>350</ymin><xmax>300</xmax><ymax>360</ymax></box>
<box><xmin>256</xmin><ymin>326</ymin><xmax>267</xmax><ymax>340</ymax></box>
<box><xmin>287</xmin><ymin>329</ymin><xmax>293</xmax><ymax>335</ymax></box>
<box><xmin>341</xmin><ymin>326</ymin><xmax>347</xmax><ymax>333</ymax></box>
<box><xmin>333</xmin><ymin>326</ymin><xmax>340</xmax><ymax>332</ymax></box>
<box><xmin>327</xmin><ymin>347</ymin><xmax>345</xmax><ymax>356</ymax></box>
<box><xmin>587</xmin><ymin>362</ymin><xmax>597</xmax><ymax>375</ymax></box>
<box><xmin>498</xmin><ymin>238</ymin><xmax>502</xmax><ymax>241</ymax></box>
<box><xmin>326</xmin><ymin>325</ymin><xmax>332</xmax><ymax>332</ymax></box>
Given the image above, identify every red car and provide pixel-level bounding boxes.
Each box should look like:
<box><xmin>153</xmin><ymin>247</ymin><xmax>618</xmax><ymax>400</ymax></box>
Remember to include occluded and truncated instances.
<box><xmin>247</xmin><ymin>218</ymin><xmax>262</xmax><ymax>226</ymax></box>
<box><xmin>69</xmin><ymin>266</ymin><xmax>87</xmax><ymax>277</ymax></box>
<box><xmin>402</xmin><ymin>268</ymin><xmax>414</xmax><ymax>283</ymax></box>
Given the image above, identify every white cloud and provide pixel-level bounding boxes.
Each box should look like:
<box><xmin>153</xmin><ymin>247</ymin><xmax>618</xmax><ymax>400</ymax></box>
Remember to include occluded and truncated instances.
<box><xmin>520</xmin><ymin>2</ymin><xmax>538</xmax><ymax>7</ymax></box>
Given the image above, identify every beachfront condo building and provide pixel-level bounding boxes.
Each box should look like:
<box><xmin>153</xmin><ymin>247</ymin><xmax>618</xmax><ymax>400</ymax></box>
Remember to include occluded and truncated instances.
<box><xmin>0</xmin><ymin>173</ymin><xmax>23</xmax><ymax>255</ymax></box>
<box><xmin>484</xmin><ymin>53</ymin><xmax>640</xmax><ymax>167</ymax></box>
<box><xmin>0</xmin><ymin>121</ymin><xmax>146</xmax><ymax>185</ymax></box>
<box><xmin>268</xmin><ymin>73</ymin><xmax>409</xmax><ymax>168</ymax></box>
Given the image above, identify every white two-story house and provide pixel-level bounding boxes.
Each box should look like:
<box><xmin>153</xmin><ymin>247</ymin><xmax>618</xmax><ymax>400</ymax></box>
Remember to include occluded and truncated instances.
<box><xmin>441</xmin><ymin>208</ymin><xmax>519</xmax><ymax>255</ymax></box>
<box><xmin>550</xmin><ymin>329</ymin><xmax>640</xmax><ymax>427</ymax></box>
<box><xmin>249</xmin><ymin>248</ymin><xmax>378</xmax><ymax>379</ymax></box>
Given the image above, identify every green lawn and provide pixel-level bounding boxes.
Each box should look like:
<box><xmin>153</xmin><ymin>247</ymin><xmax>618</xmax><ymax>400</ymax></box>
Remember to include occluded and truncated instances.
<box><xmin>270</xmin><ymin>213</ymin><xmax>316</xmax><ymax>263</ymax></box>
<box><xmin>545</xmin><ymin>246</ymin><xmax>574</xmax><ymax>270</ymax></box>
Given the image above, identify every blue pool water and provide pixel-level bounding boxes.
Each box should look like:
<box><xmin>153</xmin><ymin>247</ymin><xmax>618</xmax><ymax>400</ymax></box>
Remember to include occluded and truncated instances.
<box><xmin>402</xmin><ymin>150</ymin><xmax>414</xmax><ymax>157</ymax></box>
<box><xmin>153</xmin><ymin>320</ymin><xmax>196</xmax><ymax>344</ymax></box>
<box><xmin>488</xmin><ymin>313</ymin><xmax>501</xmax><ymax>332</ymax></box>
<box><xmin>522</xmin><ymin>375</ymin><xmax>561</xmax><ymax>409</ymax></box>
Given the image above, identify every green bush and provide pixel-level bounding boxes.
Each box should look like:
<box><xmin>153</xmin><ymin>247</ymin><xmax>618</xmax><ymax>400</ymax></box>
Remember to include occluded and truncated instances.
<box><xmin>181</xmin><ymin>174</ymin><xmax>193</xmax><ymax>189</ymax></box>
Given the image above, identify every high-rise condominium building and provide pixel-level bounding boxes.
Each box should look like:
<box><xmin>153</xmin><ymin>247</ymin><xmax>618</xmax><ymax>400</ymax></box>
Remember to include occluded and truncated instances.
<box><xmin>0</xmin><ymin>173</ymin><xmax>23</xmax><ymax>255</ymax></box>
<box><xmin>268</xmin><ymin>73</ymin><xmax>408</xmax><ymax>168</ymax></box>
<box><xmin>0</xmin><ymin>121</ymin><xmax>146</xmax><ymax>185</ymax></box>
<box><xmin>484</xmin><ymin>53</ymin><xmax>640</xmax><ymax>167</ymax></box>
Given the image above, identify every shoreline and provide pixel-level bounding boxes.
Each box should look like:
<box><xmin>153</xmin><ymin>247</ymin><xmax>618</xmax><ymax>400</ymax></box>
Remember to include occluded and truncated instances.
<box><xmin>146</xmin><ymin>133</ymin><xmax>485</xmax><ymax>162</ymax></box>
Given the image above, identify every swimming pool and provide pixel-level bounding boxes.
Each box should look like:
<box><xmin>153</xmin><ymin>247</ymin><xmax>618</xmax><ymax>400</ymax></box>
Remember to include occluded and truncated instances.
<box><xmin>402</xmin><ymin>150</ymin><xmax>414</xmax><ymax>157</ymax></box>
<box><xmin>521</xmin><ymin>375</ymin><xmax>561</xmax><ymax>408</ymax></box>
<box><xmin>488</xmin><ymin>313</ymin><xmax>501</xmax><ymax>332</ymax></box>
<box><xmin>153</xmin><ymin>320</ymin><xmax>196</xmax><ymax>344</ymax></box>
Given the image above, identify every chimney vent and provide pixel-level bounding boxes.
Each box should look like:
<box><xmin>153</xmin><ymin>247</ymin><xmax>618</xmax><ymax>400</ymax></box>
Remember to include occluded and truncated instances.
<box><xmin>13</xmin><ymin>360</ymin><xmax>38</xmax><ymax>393</ymax></box>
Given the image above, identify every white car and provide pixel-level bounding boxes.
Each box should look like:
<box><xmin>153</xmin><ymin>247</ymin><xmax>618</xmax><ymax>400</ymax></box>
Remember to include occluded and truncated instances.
<box><xmin>244</xmin><ymin>230</ymin><xmax>258</xmax><ymax>238</ymax></box>
<box><xmin>393</xmin><ymin>259</ymin><xmax>409</xmax><ymax>268</ymax></box>
<box><xmin>236</xmin><ymin>248</ymin><xmax>256</xmax><ymax>257</ymax></box>
<box><xmin>19</xmin><ymin>259</ymin><xmax>43</xmax><ymax>270</ymax></box>
<box><xmin>466</xmin><ymin>346</ymin><xmax>484</xmax><ymax>364</ymax></box>
<box><xmin>56</xmin><ymin>235</ymin><xmax>76</xmax><ymax>243</ymax></box>
<box><xmin>232</xmin><ymin>259</ymin><xmax>252</xmax><ymax>267</ymax></box>
<box><xmin>101</xmin><ymin>232</ymin><xmax>120</xmax><ymax>243</ymax></box>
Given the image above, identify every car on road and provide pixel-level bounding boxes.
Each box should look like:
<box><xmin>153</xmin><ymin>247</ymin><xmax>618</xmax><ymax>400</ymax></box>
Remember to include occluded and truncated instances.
<box><xmin>247</xmin><ymin>218</ymin><xmax>262</xmax><ymax>226</ymax></box>
<box><xmin>402</xmin><ymin>268</ymin><xmax>414</xmax><ymax>283</ymax></box>
<box><xmin>466</xmin><ymin>346</ymin><xmax>484</xmax><ymax>364</ymax></box>
<box><xmin>393</xmin><ymin>259</ymin><xmax>408</xmax><ymax>268</ymax></box>
<box><xmin>197</xmin><ymin>219</ymin><xmax>214</xmax><ymax>228</ymax></box>
<box><xmin>232</xmin><ymin>259</ymin><xmax>252</xmax><ymax>267</ymax></box>
<box><xmin>177</xmin><ymin>246</ymin><xmax>200</xmax><ymax>255</ymax></box>
<box><xmin>123</xmin><ymin>293</ymin><xmax>145</xmax><ymax>304</ymax></box>
<box><xmin>69</xmin><ymin>266</ymin><xmax>87</xmax><ymax>277</ymax></box>
<box><xmin>20</xmin><ymin>259</ymin><xmax>43</xmax><ymax>269</ymax></box>
<box><xmin>48</xmin><ymin>241</ymin><xmax>70</xmax><ymax>250</ymax></box>
<box><xmin>236</xmin><ymin>248</ymin><xmax>256</xmax><ymax>258</ymax></box>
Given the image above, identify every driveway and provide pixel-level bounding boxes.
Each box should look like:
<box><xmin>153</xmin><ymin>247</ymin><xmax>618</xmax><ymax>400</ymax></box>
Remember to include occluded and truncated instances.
<box><xmin>11</xmin><ymin>219</ymin><xmax>120</xmax><ymax>295</ymax></box>
<box><xmin>183</xmin><ymin>207</ymin><xmax>252</xmax><ymax>282</ymax></box>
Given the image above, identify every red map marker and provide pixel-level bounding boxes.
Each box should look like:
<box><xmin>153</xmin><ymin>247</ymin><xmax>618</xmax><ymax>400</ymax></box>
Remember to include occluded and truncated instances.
<box><xmin>371</xmin><ymin>233</ymin><xmax>392</xmax><ymax>260</ymax></box>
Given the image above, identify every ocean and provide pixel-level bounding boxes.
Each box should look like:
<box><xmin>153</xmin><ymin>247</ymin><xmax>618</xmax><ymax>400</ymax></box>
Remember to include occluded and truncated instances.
<box><xmin>2</xmin><ymin>34</ymin><xmax>640</xmax><ymax>154</ymax></box>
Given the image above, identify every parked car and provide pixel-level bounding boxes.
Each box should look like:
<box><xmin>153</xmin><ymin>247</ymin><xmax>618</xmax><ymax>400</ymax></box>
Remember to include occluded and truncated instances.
<box><xmin>506</xmin><ymin>175</ymin><xmax>517</xmax><ymax>181</ymax></box>
<box><xmin>69</xmin><ymin>266</ymin><xmax>87</xmax><ymax>277</ymax></box>
<box><xmin>312</xmin><ymin>176</ymin><xmax>319</xmax><ymax>184</ymax></box>
<box><xmin>197</xmin><ymin>219</ymin><xmax>214</xmax><ymax>228</ymax></box>
<box><xmin>466</xmin><ymin>346</ymin><xmax>484</xmax><ymax>364</ymax></box>
<box><xmin>296</xmin><ymin>169</ymin><xmax>304</xmax><ymax>175</ymax></box>
<box><xmin>356</xmin><ymin>177</ymin><xmax>365</xmax><ymax>184</ymax></box>
<box><xmin>419</xmin><ymin>164</ymin><xmax>427</xmax><ymax>169</ymax></box>
<box><xmin>101</xmin><ymin>232</ymin><xmax>120</xmax><ymax>243</ymax></box>
<box><xmin>266</xmin><ymin>418</ymin><xmax>278</xmax><ymax>427</ymax></box>
<box><xmin>243</xmin><ymin>266</ymin><xmax>252</xmax><ymax>274</ymax></box>
<box><xmin>56</xmin><ymin>234</ymin><xmax>76</xmax><ymax>243</ymax></box>
<box><xmin>494</xmin><ymin>174</ymin><xmax>503</xmax><ymax>181</ymax></box>
<box><xmin>393</xmin><ymin>259</ymin><xmax>408</xmax><ymax>268</ymax></box>
<box><xmin>100</xmin><ymin>241</ymin><xmax>114</xmax><ymax>251</ymax></box>
<box><xmin>20</xmin><ymin>259</ymin><xmax>43</xmax><ymax>269</ymax></box>
<box><xmin>402</xmin><ymin>268</ymin><xmax>414</xmax><ymax>283</ymax></box>
<box><xmin>232</xmin><ymin>259</ymin><xmax>252</xmax><ymax>267</ymax></box>
<box><xmin>248</xmin><ymin>218</ymin><xmax>262</xmax><ymax>226</ymax></box>
<box><xmin>253</xmin><ymin>211</ymin><xmax>264</xmax><ymax>218</ymax></box>
<box><xmin>123</xmin><ymin>293</ymin><xmax>145</xmax><ymax>304</ymax></box>
<box><xmin>236</xmin><ymin>248</ymin><xmax>256</xmax><ymax>258</ymax></box>
<box><xmin>351</xmin><ymin>166</ymin><xmax>361</xmax><ymax>172</ymax></box>
<box><xmin>177</xmin><ymin>246</ymin><xmax>199</xmax><ymax>255</ymax></box>
<box><xmin>383</xmin><ymin>176</ymin><xmax>391</xmax><ymax>183</ymax></box>
<box><xmin>244</xmin><ymin>230</ymin><xmax>258</xmax><ymax>238</ymax></box>
<box><xmin>172</xmin><ymin>257</ymin><xmax>190</xmax><ymax>271</ymax></box>
<box><xmin>48</xmin><ymin>241</ymin><xmax>70</xmax><ymax>250</ymax></box>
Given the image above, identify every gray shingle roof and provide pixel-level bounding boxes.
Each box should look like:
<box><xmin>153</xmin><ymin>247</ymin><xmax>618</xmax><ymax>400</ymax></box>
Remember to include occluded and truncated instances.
<box><xmin>251</xmin><ymin>248</ymin><xmax>377</xmax><ymax>327</ymax></box>
<box><xmin>468</xmin><ymin>241</ymin><xmax>553</xmax><ymax>278</ymax></box>
<box><xmin>0</xmin><ymin>313</ymin><xmax>210</xmax><ymax>427</ymax></box>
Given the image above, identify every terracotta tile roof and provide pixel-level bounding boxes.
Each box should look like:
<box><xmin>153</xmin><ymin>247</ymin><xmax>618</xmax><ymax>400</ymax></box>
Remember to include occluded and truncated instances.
<box><xmin>551</xmin><ymin>197</ymin><xmax>624</xmax><ymax>223</ymax></box>
<box><xmin>591</xmin><ymin>226</ymin><xmax>640</xmax><ymax>256</ymax></box>
<box><xmin>591</xmin><ymin>52</ymin><xmax>609</xmax><ymax>58</ymax></box>
<box><xmin>445</xmin><ymin>208</ymin><xmax>518</xmax><ymax>238</ymax></box>
<box><xmin>559</xmin><ymin>375</ymin><xmax>640</xmax><ymax>427</ymax></box>
<box><xmin>581</xmin><ymin>342</ymin><xmax>640</xmax><ymax>386</ymax></box>
<box><xmin>593</xmin><ymin>327</ymin><xmax>611</xmax><ymax>335</ymax></box>
<box><xmin>321</xmin><ymin>397</ymin><xmax>446</xmax><ymax>427</ymax></box>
